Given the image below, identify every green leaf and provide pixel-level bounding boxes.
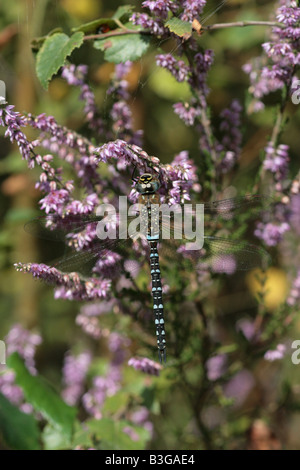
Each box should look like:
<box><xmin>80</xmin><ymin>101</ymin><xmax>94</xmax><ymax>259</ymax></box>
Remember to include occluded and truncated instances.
<box><xmin>42</xmin><ymin>423</ymin><xmax>73</xmax><ymax>450</ymax></box>
<box><xmin>72</xmin><ymin>18</ymin><xmax>117</xmax><ymax>34</ymax></box>
<box><xmin>7</xmin><ymin>353</ymin><xmax>77</xmax><ymax>439</ymax></box>
<box><xmin>72</xmin><ymin>421</ymin><xmax>94</xmax><ymax>449</ymax></box>
<box><xmin>94</xmin><ymin>32</ymin><xmax>150</xmax><ymax>63</ymax></box>
<box><xmin>36</xmin><ymin>32</ymin><xmax>84</xmax><ymax>89</ymax></box>
<box><xmin>0</xmin><ymin>392</ymin><xmax>40</xmax><ymax>450</ymax></box>
<box><xmin>112</xmin><ymin>5</ymin><xmax>134</xmax><ymax>20</ymax></box>
<box><xmin>87</xmin><ymin>418</ymin><xmax>150</xmax><ymax>450</ymax></box>
<box><xmin>165</xmin><ymin>17</ymin><xmax>192</xmax><ymax>38</ymax></box>
<box><xmin>102</xmin><ymin>390</ymin><xmax>129</xmax><ymax>414</ymax></box>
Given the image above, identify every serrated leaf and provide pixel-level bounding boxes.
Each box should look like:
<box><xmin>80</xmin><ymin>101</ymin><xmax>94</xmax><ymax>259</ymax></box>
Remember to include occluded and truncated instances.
<box><xmin>72</xmin><ymin>18</ymin><xmax>117</xmax><ymax>34</ymax></box>
<box><xmin>0</xmin><ymin>392</ymin><xmax>40</xmax><ymax>450</ymax></box>
<box><xmin>36</xmin><ymin>32</ymin><xmax>84</xmax><ymax>89</ymax></box>
<box><xmin>94</xmin><ymin>32</ymin><xmax>150</xmax><ymax>63</ymax></box>
<box><xmin>7</xmin><ymin>353</ymin><xmax>77</xmax><ymax>439</ymax></box>
<box><xmin>112</xmin><ymin>5</ymin><xmax>134</xmax><ymax>20</ymax></box>
<box><xmin>165</xmin><ymin>17</ymin><xmax>192</xmax><ymax>38</ymax></box>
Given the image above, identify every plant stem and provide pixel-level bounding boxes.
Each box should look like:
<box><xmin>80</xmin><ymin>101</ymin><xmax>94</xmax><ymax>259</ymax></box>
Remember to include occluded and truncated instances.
<box><xmin>84</xmin><ymin>29</ymin><xmax>145</xmax><ymax>41</ymax></box>
<box><xmin>83</xmin><ymin>21</ymin><xmax>284</xmax><ymax>42</ymax></box>
<box><xmin>203</xmin><ymin>21</ymin><xmax>284</xmax><ymax>32</ymax></box>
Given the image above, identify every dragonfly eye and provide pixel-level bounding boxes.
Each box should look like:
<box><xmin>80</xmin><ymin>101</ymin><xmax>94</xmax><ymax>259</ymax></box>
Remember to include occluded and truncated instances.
<box><xmin>135</xmin><ymin>173</ymin><xmax>160</xmax><ymax>194</ymax></box>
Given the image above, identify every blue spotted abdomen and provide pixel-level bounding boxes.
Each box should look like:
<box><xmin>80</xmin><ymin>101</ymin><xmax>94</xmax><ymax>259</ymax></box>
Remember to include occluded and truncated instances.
<box><xmin>149</xmin><ymin>241</ymin><xmax>166</xmax><ymax>362</ymax></box>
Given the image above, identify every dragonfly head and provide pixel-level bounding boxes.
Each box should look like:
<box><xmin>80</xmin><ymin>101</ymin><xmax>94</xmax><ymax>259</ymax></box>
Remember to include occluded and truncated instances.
<box><xmin>136</xmin><ymin>173</ymin><xmax>160</xmax><ymax>194</ymax></box>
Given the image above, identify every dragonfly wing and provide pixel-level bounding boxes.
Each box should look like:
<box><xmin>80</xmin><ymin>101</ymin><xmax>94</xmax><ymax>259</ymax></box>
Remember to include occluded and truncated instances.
<box><xmin>160</xmin><ymin>195</ymin><xmax>271</xmax><ymax>223</ymax></box>
<box><xmin>203</xmin><ymin>195</ymin><xmax>272</xmax><ymax>215</ymax></box>
<box><xmin>202</xmin><ymin>236</ymin><xmax>271</xmax><ymax>272</ymax></box>
<box><xmin>24</xmin><ymin>214</ymin><xmax>104</xmax><ymax>242</ymax></box>
<box><xmin>159</xmin><ymin>236</ymin><xmax>271</xmax><ymax>273</ymax></box>
<box><xmin>25</xmin><ymin>215</ymin><xmax>147</xmax><ymax>279</ymax></box>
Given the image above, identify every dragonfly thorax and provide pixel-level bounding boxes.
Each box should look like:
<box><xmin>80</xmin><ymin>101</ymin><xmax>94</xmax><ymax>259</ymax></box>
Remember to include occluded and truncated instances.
<box><xmin>136</xmin><ymin>173</ymin><xmax>160</xmax><ymax>195</ymax></box>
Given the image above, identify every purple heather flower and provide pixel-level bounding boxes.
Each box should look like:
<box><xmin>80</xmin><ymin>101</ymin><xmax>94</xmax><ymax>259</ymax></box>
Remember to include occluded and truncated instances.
<box><xmin>82</xmin><ymin>366</ymin><xmax>122</xmax><ymax>418</ymax></box>
<box><xmin>94</xmin><ymin>140</ymin><xmax>192</xmax><ymax>201</ymax></box>
<box><xmin>0</xmin><ymin>325</ymin><xmax>41</xmax><ymax>412</ymax></box>
<box><xmin>254</xmin><ymin>221</ymin><xmax>289</xmax><ymax>246</ymax></box>
<box><xmin>5</xmin><ymin>324</ymin><xmax>41</xmax><ymax>374</ymax></box>
<box><xmin>65</xmin><ymin>224</ymin><xmax>97</xmax><ymax>251</ymax></box>
<box><xmin>61</xmin><ymin>64</ymin><xmax>88</xmax><ymax>86</ymax></box>
<box><xmin>110</xmin><ymin>100</ymin><xmax>139</xmax><ymax>143</ymax></box>
<box><xmin>206</xmin><ymin>354</ymin><xmax>227</xmax><ymax>381</ymax></box>
<box><xmin>217</xmin><ymin>100</ymin><xmax>242</xmax><ymax>174</ymax></box>
<box><xmin>92</xmin><ymin>251</ymin><xmax>122</xmax><ymax>278</ymax></box>
<box><xmin>108</xmin><ymin>332</ymin><xmax>131</xmax><ymax>366</ymax></box>
<box><xmin>25</xmin><ymin>112</ymin><xmax>99</xmax><ymax>192</ymax></box>
<box><xmin>128</xmin><ymin>357</ymin><xmax>162</xmax><ymax>375</ymax></box>
<box><xmin>142</xmin><ymin>0</ymin><xmax>177</xmax><ymax>19</ymax></box>
<box><xmin>80</xmin><ymin>300</ymin><xmax>115</xmax><ymax>317</ymax></box>
<box><xmin>158</xmin><ymin>151</ymin><xmax>197</xmax><ymax>204</ymax></box>
<box><xmin>224</xmin><ymin>370</ymin><xmax>255</xmax><ymax>407</ymax></box>
<box><xmin>94</xmin><ymin>140</ymin><xmax>143</xmax><ymax>167</ymax></box>
<box><xmin>65</xmin><ymin>193</ymin><xmax>98</xmax><ymax>215</ymax></box>
<box><xmin>39</xmin><ymin>189</ymin><xmax>70</xmax><ymax>215</ymax></box>
<box><xmin>62</xmin><ymin>351</ymin><xmax>92</xmax><ymax>405</ymax></box>
<box><xmin>287</xmin><ymin>270</ymin><xmax>300</xmax><ymax>306</ymax></box>
<box><xmin>0</xmin><ymin>369</ymin><xmax>29</xmax><ymax>409</ymax></box>
<box><xmin>76</xmin><ymin>314</ymin><xmax>102</xmax><ymax>339</ymax></box>
<box><xmin>264</xmin><ymin>344</ymin><xmax>286</xmax><ymax>361</ymax></box>
<box><xmin>131</xmin><ymin>12</ymin><xmax>168</xmax><ymax>36</ymax></box>
<box><xmin>181</xmin><ymin>0</ymin><xmax>206</xmax><ymax>22</ymax></box>
<box><xmin>156</xmin><ymin>54</ymin><xmax>190</xmax><ymax>82</ymax></box>
<box><xmin>236</xmin><ymin>318</ymin><xmax>260</xmax><ymax>342</ymax></box>
<box><xmin>123</xmin><ymin>426</ymin><xmax>140</xmax><ymax>442</ymax></box>
<box><xmin>289</xmin><ymin>194</ymin><xmax>300</xmax><ymax>235</ymax></box>
<box><xmin>62</xmin><ymin>64</ymin><xmax>105</xmax><ymax>135</ymax></box>
<box><xmin>173</xmin><ymin>102</ymin><xmax>201</xmax><ymax>126</ymax></box>
<box><xmin>263</xmin><ymin>143</ymin><xmax>289</xmax><ymax>181</ymax></box>
<box><xmin>243</xmin><ymin>1</ymin><xmax>300</xmax><ymax>111</ymax></box>
<box><xmin>190</xmin><ymin>50</ymin><xmax>214</xmax><ymax>95</ymax></box>
<box><xmin>211</xmin><ymin>255</ymin><xmax>237</xmax><ymax>275</ymax></box>
<box><xmin>131</xmin><ymin>407</ymin><xmax>154</xmax><ymax>437</ymax></box>
<box><xmin>114</xmin><ymin>61</ymin><xmax>132</xmax><ymax>81</ymax></box>
<box><xmin>0</xmin><ymin>104</ymin><xmax>42</xmax><ymax>167</ymax></box>
<box><xmin>14</xmin><ymin>262</ymin><xmax>112</xmax><ymax>301</ymax></box>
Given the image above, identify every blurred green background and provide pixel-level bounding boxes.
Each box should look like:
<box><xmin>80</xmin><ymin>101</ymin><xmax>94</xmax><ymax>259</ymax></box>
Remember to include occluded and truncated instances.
<box><xmin>0</xmin><ymin>0</ymin><xmax>300</xmax><ymax>450</ymax></box>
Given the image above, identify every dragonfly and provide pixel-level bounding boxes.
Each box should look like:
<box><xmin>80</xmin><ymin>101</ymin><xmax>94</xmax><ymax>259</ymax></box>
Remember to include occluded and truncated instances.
<box><xmin>24</xmin><ymin>171</ymin><xmax>272</xmax><ymax>363</ymax></box>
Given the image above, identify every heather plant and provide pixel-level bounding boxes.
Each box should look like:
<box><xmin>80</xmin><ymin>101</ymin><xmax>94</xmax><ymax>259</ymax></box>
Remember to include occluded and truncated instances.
<box><xmin>0</xmin><ymin>0</ymin><xmax>299</xmax><ymax>450</ymax></box>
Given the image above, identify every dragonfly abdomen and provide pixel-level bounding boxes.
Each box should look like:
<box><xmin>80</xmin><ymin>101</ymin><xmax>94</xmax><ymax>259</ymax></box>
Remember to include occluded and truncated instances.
<box><xmin>149</xmin><ymin>241</ymin><xmax>166</xmax><ymax>363</ymax></box>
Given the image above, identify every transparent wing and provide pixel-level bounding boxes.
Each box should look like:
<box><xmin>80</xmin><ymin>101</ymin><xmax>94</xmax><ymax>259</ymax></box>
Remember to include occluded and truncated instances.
<box><xmin>159</xmin><ymin>194</ymin><xmax>272</xmax><ymax>272</ymax></box>
<box><xmin>203</xmin><ymin>236</ymin><xmax>271</xmax><ymax>271</ymax></box>
<box><xmin>202</xmin><ymin>194</ymin><xmax>272</xmax><ymax>215</ymax></box>
<box><xmin>24</xmin><ymin>214</ymin><xmax>104</xmax><ymax>242</ymax></box>
<box><xmin>165</xmin><ymin>194</ymin><xmax>271</xmax><ymax>217</ymax></box>
<box><xmin>24</xmin><ymin>195</ymin><xmax>271</xmax><ymax>241</ymax></box>
<box><xmin>23</xmin><ymin>213</ymin><xmax>145</xmax><ymax>278</ymax></box>
<box><xmin>160</xmin><ymin>236</ymin><xmax>271</xmax><ymax>273</ymax></box>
